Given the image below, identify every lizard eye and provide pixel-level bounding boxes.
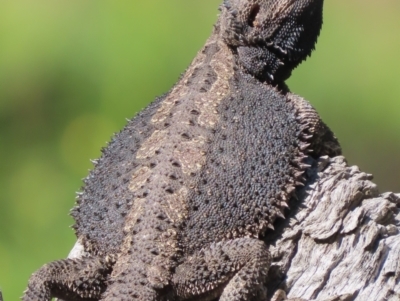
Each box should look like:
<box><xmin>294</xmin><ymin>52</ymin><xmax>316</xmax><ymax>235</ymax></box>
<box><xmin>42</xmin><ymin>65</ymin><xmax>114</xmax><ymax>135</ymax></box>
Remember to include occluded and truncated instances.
<box><xmin>248</xmin><ymin>4</ymin><xmax>260</xmax><ymax>27</ymax></box>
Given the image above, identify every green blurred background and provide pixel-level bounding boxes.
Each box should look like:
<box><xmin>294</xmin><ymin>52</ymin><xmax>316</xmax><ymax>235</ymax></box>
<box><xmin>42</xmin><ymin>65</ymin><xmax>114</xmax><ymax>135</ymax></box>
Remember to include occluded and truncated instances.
<box><xmin>1</xmin><ymin>0</ymin><xmax>400</xmax><ymax>299</ymax></box>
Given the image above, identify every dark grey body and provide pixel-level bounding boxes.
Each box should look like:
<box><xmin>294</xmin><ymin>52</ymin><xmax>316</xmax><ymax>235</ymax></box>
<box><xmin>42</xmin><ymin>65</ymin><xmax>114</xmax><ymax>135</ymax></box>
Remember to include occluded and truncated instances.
<box><xmin>23</xmin><ymin>1</ymin><xmax>340</xmax><ymax>300</ymax></box>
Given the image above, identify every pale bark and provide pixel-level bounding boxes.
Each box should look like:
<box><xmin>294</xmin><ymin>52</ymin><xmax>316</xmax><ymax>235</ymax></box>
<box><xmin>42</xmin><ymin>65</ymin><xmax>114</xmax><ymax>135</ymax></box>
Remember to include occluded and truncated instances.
<box><xmin>267</xmin><ymin>156</ymin><xmax>400</xmax><ymax>301</ymax></box>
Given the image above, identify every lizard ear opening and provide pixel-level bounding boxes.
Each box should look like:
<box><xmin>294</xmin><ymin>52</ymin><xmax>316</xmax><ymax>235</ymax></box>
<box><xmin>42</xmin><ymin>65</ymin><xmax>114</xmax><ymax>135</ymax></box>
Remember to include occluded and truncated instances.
<box><xmin>248</xmin><ymin>4</ymin><xmax>260</xmax><ymax>27</ymax></box>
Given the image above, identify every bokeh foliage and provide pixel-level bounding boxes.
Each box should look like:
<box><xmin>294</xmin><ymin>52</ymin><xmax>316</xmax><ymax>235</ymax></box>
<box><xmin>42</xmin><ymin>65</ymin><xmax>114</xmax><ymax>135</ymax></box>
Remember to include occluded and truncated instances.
<box><xmin>1</xmin><ymin>1</ymin><xmax>399</xmax><ymax>299</ymax></box>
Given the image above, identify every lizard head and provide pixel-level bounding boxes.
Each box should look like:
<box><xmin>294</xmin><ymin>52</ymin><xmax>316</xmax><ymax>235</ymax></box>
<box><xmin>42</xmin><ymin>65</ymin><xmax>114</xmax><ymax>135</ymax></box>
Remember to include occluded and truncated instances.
<box><xmin>219</xmin><ymin>0</ymin><xmax>324</xmax><ymax>83</ymax></box>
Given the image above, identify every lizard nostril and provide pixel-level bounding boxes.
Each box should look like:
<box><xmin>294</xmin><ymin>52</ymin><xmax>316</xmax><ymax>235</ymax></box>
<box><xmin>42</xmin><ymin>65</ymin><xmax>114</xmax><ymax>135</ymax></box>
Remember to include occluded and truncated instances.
<box><xmin>248</xmin><ymin>4</ymin><xmax>260</xmax><ymax>27</ymax></box>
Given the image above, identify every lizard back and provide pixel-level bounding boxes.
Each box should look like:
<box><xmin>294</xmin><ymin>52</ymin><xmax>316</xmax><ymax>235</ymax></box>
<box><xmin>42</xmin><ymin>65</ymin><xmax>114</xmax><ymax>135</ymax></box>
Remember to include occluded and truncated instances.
<box><xmin>71</xmin><ymin>34</ymin><xmax>236</xmax><ymax>257</ymax></box>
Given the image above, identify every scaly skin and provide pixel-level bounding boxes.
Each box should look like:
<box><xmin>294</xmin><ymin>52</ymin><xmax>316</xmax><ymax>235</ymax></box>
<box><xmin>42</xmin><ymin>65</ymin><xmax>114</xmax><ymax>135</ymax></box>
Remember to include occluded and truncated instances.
<box><xmin>23</xmin><ymin>1</ymin><xmax>340</xmax><ymax>300</ymax></box>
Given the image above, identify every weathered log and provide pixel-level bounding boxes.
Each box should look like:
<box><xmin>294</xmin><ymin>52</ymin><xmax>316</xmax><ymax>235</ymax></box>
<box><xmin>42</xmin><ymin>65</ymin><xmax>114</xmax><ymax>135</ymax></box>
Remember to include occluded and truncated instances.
<box><xmin>267</xmin><ymin>156</ymin><xmax>400</xmax><ymax>301</ymax></box>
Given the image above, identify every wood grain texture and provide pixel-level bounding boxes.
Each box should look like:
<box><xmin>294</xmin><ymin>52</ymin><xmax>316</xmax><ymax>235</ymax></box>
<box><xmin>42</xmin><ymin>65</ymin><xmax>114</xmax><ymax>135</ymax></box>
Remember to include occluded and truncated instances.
<box><xmin>267</xmin><ymin>156</ymin><xmax>400</xmax><ymax>301</ymax></box>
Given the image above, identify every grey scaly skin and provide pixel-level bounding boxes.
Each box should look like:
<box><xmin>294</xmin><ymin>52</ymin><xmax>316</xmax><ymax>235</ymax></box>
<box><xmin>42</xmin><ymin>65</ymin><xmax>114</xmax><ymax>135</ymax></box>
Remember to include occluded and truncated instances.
<box><xmin>23</xmin><ymin>1</ymin><xmax>340</xmax><ymax>300</ymax></box>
